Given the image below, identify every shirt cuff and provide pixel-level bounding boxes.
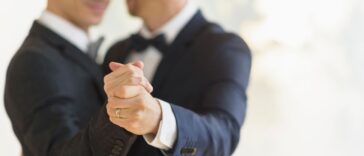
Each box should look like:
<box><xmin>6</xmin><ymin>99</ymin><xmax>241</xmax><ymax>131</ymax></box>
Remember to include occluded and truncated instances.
<box><xmin>143</xmin><ymin>99</ymin><xmax>177</xmax><ymax>150</ymax></box>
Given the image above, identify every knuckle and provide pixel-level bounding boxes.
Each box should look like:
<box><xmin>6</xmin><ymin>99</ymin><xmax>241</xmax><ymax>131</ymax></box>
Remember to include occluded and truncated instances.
<box><xmin>104</xmin><ymin>84</ymin><xmax>111</xmax><ymax>93</ymax></box>
<box><xmin>104</xmin><ymin>75</ymin><xmax>112</xmax><ymax>83</ymax></box>
<box><xmin>130</xmin><ymin>122</ymin><xmax>139</xmax><ymax>129</ymax></box>
<box><xmin>137</xmin><ymin>100</ymin><xmax>146</xmax><ymax>110</ymax></box>
<box><xmin>109</xmin><ymin>117</ymin><xmax>116</xmax><ymax>123</ymax></box>
<box><xmin>126</xmin><ymin>64</ymin><xmax>134</xmax><ymax>70</ymax></box>
<box><xmin>103</xmin><ymin>76</ymin><xmax>108</xmax><ymax>83</ymax></box>
<box><xmin>116</xmin><ymin>85</ymin><xmax>127</xmax><ymax>97</ymax></box>
<box><xmin>103</xmin><ymin>85</ymin><xmax>108</xmax><ymax>93</ymax></box>
<box><xmin>135</xmin><ymin>111</ymin><xmax>143</xmax><ymax>120</ymax></box>
<box><xmin>128</xmin><ymin>78</ymin><xmax>138</xmax><ymax>84</ymax></box>
<box><xmin>130</xmin><ymin>71</ymin><xmax>139</xmax><ymax>78</ymax></box>
<box><xmin>125</xmin><ymin>70</ymin><xmax>134</xmax><ymax>79</ymax></box>
<box><xmin>106</xmin><ymin>102</ymin><xmax>114</xmax><ymax>109</ymax></box>
<box><xmin>106</xmin><ymin>105</ymin><xmax>111</xmax><ymax>113</ymax></box>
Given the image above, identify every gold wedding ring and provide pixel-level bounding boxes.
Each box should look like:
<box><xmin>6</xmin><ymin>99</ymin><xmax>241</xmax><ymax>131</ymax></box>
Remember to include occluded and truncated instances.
<box><xmin>115</xmin><ymin>108</ymin><xmax>123</xmax><ymax>119</ymax></box>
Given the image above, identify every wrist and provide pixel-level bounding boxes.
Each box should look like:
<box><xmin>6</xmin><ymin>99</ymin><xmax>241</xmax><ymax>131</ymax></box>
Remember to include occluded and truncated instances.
<box><xmin>150</xmin><ymin>98</ymin><xmax>162</xmax><ymax>135</ymax></box>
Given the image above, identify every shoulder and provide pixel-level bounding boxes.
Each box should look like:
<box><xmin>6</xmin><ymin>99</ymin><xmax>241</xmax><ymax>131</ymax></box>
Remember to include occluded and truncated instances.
<box><xmin>17</xmin><ymin>34</ymin><xmax>62</xmax><ymax>62</ymax></box>
<box><xmin>7</xmin><ymin>36</ymin><xmax>63</xmax><ymax>78</ymax></box>
<box><xmin>192</xmin><ymin>22</ymin><xmax>251</xmax><ymax>66</ymax></box>
<box><xmin>192</xmin><ymin>23</ymin><xmax>252</xmax><ymax>84</ymax></box>
<box><xmin>198</xmin><ymin>22</ymin><xmax>250</xmax><ymax>54</ymax></box>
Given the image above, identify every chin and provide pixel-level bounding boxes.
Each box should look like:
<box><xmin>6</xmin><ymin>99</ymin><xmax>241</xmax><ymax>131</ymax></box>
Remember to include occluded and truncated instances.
<box><xmin>81</xmin><ymin>16</ymin><xmax>102</xmax><ymax>27</ymax></box>
<box><xmin>77</xmin><ymin>11</ymin><xmax>105</xmax><ymax>27</ymax></box>
<box><xmin>89</xmin><ymin>17</ymin><xmax>103</xmax><ymax>25</ymax></box>
<box><xmin>89</xmin><ymin>9</ymin><xmax>106</xmax><ymax>23</ymax></box>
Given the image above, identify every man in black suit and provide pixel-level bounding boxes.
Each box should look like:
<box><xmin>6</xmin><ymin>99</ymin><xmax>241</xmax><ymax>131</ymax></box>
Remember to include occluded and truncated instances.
<box><xmin>4</xmin><ymin>0</ymin><xmax>150</xmax><ymax>155</ymax></box>
<box><xmin>102</xmin><ymin>0</ymin><xmax>252</xmax><ymax>155</ymax></box>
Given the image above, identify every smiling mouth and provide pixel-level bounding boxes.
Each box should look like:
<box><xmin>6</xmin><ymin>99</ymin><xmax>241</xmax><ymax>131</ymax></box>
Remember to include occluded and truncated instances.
<box><xmin>87</xmin><ymin>2</ymin><xmax>107</xmax><ymax>14</ymax></box>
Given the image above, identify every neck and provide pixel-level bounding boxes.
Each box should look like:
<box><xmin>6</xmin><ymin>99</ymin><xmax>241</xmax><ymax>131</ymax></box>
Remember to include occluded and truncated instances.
<box><xmin>46</xmin><ymin>6</ymin><xmax>89</xmax><ymax>32</ymax></box>
<box><xmin>143</xmin><ymin>0</ymin><xmax>187</xmax><ymax>32</ymax></box>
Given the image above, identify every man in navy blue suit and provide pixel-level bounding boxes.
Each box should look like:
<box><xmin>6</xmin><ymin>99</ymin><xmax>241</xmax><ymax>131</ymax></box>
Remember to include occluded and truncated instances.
<box><xmin>4</xmin><ymin>0</ymin><xmax>151</xmax><ymax>155</ymax></box>
<box><xmin>103</xmin><ymin>0</ymin><xmax>252</xmax><ymax>155</ymax></box>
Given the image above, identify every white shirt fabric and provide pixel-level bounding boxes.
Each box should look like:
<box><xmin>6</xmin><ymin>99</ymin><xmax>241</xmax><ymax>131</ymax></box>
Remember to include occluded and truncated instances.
<box><xmin>38</xmin><ymin>10</ymin><xmax>91</xmax><ymax>53</ymax></box>
<box><xmin>126</xmin><ymin>1</ymin><xmax>198</xmax><ymax>150</ymax></box>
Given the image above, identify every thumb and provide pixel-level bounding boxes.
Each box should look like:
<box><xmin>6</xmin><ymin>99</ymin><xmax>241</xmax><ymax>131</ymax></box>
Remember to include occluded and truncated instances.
<box><xmin>131</xmin><ymin>60</ymin><xmax>144</xmax><ymax>70</ymax></box>
<box><xmin>109</xmin><ymin>62</ymin><xmax>124</xmax><ymax>72</ymax></box>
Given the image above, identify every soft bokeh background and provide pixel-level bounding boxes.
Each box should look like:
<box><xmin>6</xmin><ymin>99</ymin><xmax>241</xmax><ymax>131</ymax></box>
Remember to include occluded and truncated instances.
<box><xmin>1</xmin><ymin>0</ymin><xmax>363</xmax><ymax>155</ymax></box>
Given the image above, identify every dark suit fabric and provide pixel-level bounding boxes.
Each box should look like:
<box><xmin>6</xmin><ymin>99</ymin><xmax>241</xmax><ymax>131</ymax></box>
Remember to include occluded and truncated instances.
<box><xmin>103</xmin><ymin>11</ymin><xmax>252</xmax><ymax>156</ymax></box>
<box><xmin>4</xmin><ymin>22</ymin><xmax>135</xmax><ymax>156</ymax></box>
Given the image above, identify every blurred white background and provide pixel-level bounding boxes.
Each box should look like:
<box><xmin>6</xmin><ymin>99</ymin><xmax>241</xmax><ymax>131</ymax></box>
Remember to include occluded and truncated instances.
<box><xmin>1</xmin><ymin>0</ymin><xmax>364</xmax><ymax>155</ymax></box>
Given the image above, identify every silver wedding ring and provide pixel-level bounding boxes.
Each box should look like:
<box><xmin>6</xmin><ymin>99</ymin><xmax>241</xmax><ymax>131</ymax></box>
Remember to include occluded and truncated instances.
<box><xmin>115</xmin><ymin>108</ymin><xmax>123</xmax><ymax>119</ymax></box>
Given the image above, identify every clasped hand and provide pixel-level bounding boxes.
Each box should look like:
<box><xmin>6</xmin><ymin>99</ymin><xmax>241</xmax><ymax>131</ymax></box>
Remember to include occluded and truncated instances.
<box><xmin>104</xmin><ymin>61</ymin><xmax>161</xmax><ymax>135</ymax></box>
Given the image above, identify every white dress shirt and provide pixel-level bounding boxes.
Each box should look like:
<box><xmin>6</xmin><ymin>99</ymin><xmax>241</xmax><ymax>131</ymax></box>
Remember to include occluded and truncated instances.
<box><xmin>126</xmin><ymin>1</ymin><xmax>198</xmax><ymax>150</ymax></box>
<box><xmin>38</xmin><ymin>10</ymin><xmax>92</xmax><ymax>53</ymax></box>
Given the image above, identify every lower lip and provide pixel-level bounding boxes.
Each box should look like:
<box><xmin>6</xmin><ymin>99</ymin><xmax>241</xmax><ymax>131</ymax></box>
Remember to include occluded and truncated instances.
<box><xmin>87</xmin><ymin>2</ymin><xmax>107</xmax><ymax>14</ymax></box>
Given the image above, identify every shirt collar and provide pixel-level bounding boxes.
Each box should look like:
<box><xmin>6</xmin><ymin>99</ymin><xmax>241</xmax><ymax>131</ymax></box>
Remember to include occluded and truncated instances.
<box><xmin>139</xmin><ymin>1</ymin><xmax>198</xmax><ymax>44</ymax></box>
<box><xmin>38</xmin><ymin>10</ymin><xmax>91</xmax><ymax>52</ymax></box>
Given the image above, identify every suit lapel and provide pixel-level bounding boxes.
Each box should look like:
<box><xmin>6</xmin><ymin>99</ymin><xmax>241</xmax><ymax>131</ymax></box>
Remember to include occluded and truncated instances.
<box><xmin>30</xmin><ymin>22</ymin><xmax>106</xmax><ymax>102</ymax></box>
<box><xmin>62</xmin><ymin>45</ymin><xmax>105</xmax><ymax>100</ymax></box>
<box><xmin>151</xmin><ymin>11</ymin><xmax>208</xmax><ymax>97</ymax></box>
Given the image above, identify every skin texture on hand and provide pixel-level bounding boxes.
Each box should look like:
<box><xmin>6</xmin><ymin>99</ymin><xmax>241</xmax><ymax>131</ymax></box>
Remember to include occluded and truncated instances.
<box><xmin>104</xmin><ymin>61</ymin><xmax>162</xmax><ymax>135</ymax></box>
<box><xmin>104</xmin><ymin>61</ymin><xmax>153</xmax><ymax>95</ymax></box>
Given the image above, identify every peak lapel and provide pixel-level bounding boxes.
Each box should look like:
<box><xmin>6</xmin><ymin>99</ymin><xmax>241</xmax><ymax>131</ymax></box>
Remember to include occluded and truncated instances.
<box><xmin>151</xmin><ymin>11</ymin><xmax>208</xmax><ymax>97</ymax></box>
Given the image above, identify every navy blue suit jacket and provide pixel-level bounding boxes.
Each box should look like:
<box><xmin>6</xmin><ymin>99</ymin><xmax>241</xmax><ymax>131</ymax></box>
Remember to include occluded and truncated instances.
<box><xmin>4</xmin><ymin>22</ymin><xmax>136</xmax><ymax>156</ymax></box>
<box><xmin>103</xmin><ymin>11</ymin><xmax>252</xmax><ymax>156</ymax></box>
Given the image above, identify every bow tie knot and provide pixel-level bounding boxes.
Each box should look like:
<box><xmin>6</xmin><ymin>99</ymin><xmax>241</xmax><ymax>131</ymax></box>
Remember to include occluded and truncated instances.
<box><xmin>130</xmin><ymin>34</ymin><xmax>168</xmax><ymax>55</ymax></box>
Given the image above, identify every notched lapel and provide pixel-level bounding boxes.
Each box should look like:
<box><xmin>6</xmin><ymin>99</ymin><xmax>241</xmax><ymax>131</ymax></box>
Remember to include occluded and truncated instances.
<box><xmin>61</xmin><ymin>45</ymin><xmax>105</xmax><ymax>100</ymax></box>
<box><xmin>31</xmin><ymin>21</ymin><xmax>106</xmax><ymax>102</ymax></box>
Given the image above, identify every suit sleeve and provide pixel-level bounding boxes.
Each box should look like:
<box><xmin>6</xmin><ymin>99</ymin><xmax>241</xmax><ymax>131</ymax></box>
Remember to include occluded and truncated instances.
<box><xmin>4</xmin><ymin>51</ymin><xmax>136</xmax><ymax>156</ymax></box>
<box><xmin>165</xmin><ymin>35</ymin><xmax>252</xmax><ymax>156</ymax></box>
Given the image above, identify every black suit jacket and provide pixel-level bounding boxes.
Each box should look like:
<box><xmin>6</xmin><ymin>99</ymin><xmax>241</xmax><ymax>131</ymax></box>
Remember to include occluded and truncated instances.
<box><xmin>4</xmin><ymin>22</ymin><xmax>135</xmax><ymax>156</ymax></box>
<box><xmin>103</xmin><ymin>11</ymin><xmax>252</xmax><ymax>156</ymax></box>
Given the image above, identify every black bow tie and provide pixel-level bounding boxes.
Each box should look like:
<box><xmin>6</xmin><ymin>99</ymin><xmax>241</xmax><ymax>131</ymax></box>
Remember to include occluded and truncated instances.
<box><xmin>129</xmin><ymin>34</ymin><xmax>169</xmax><ymax>55</ymax></box>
